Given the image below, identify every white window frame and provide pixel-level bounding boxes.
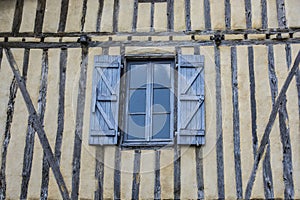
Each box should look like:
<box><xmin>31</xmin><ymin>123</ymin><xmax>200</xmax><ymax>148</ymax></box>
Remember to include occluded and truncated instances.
<box><xmin>122</xmin><ymin>59</ymin><xmax>175</xmax><ymax>146</ymax></box>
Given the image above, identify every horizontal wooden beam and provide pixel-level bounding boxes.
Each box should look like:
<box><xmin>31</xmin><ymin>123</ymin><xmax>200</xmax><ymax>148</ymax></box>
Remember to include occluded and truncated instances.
<box><xmin>0</xmin><ymin>38</ymin><xmax>300</xmax><ymax>49</ymax></box>
<box><xmin>0</xmin><ymin>28</ymin><xmax>299</xmax><ymax>38</ymax></box>
<box><xmin>4</xmin><ymin>48</ymin><xmax>70</xmax><ymax>200</ymax></box>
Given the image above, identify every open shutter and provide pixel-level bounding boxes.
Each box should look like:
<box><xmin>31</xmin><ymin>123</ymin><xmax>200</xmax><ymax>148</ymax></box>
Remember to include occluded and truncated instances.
<box><xmin>177</xmin><ymin>55</ymin><xmax>205</xmax><ymax>145</ymax></box>
<box><xmin>89</xmin><ymin>55</ymin><xmax>121</xmax><ymax>145</ymax></box>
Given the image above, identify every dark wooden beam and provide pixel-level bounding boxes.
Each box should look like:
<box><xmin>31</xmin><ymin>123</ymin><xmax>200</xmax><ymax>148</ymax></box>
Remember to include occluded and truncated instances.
<box><xmin>150</xmin><ymin>1</ymin><xmax>155</xmax><ymax>32</ymax></box>
<box><xmin>58</xmin><ymin>0</ymin><xmax>69</xmax><ymax>32</ymax></box>
<box><xmin>96</xmin><ymin>0</ymin><xmax>104</xmax><ymax>32</ymax></box>
<box><xmin>215</xmin><ymin>45</ymin><xmax>225</xmax><ymax>199</ymax></box>
<box><xmin>34</xmin><ymin>0</ymin><xmax>47</xmax><ymax>34</ymax></box>
<box><xmin>0</xmin><ymin>48</ymin><xmax>3</xmax><ymax>70</ymax></box>
<box><xmin>225</xmin><ymin>0</ymin><xmax>231</xmax><ymax>30</ymax></box>
<box><xmin>4</xmin><ymin>48</ymin><xmax>70</xmax><ymax>200</ymax></box>
<box><xmin>1</xmin><ymin>38</ymin><xmax>300</xmax><ymax>50</ymax></box>
<box><xmin>80</xmin><ymin>0</ymin><xmax>88</xmax><ymax>32</ymax></box>
<box><xmin>167</xmin><ymin>0</ymin><xmax>174</xmax><ymax>31</ymax></box>
<box><xmin>276</xmin><ymin>0</ymin><xmax>287</xmax><ymax>29</ymax></box>
<box><xmin>245</xmin><ymin>51</ymin><xmax>300</xmax><ymax>199</ymax></box>
<box><xmin>12</xmin><ymin>0</ymin><xmax>24</xmax><ymax>34</ymax></box>
<box><xmin>113</xmin><ymin>0</ymin><xmax>120</xmax><ymax>33</ymax></box>
<box><xmin>279</xmin><ymin>96</ymin><xmax>294</xmax><ymax>199</ymax></box>
<box><xmin>248</xmin><ymin>46</ymin><xmax>258</xmax><ymax>159</ymax></box>
<box><xmin>185</xmin><ymin>0</ymin><xmax>191</xmax><ymax>31</ymax></box>
<box><xmin>114</xmin><ymin>147</ymin><xmax>121</xmax><ymax>199</ymax></box>
<box><xmin>174</xmin><ymin>46</ymin><xmax>181</xmax><ymax>200</ymax></box>
<box><xmin>71</xmin><ymin>44</ymin><xmax>89</xmax><ymax>200</ymax></box>
<box><xmin>1</xmin><ymin>27</ymin><xmax>300</xmax><ymax>38</ymax></box>
<box><xmin>204</xmin><ymin>0</ymin><xmax>211</xmax><ymax>30</ymax></box>
<box><xmin>261</xmin><ymin>0</ymin><xmax>268</xmax><ymax>29</ymax></box>
<box><xmin>94</xmin><ymin>147</ymin><xmax>104</xmax><ymax>200</ymax></box>
<box><xmin>20</xmin><ymin>49</ymin><xmax>49</xmax><ymax>200</ymax></box>
<box><xmin>132</xmin><ymin>150</ymin><xmax>141</xmax><ymax>200</ymax></box>
<box><xmin>244</xmin><ymin>0</ymin><xmax>252</xmax><ymax>29</ymax></box>
<box><xmin>154</xmin><ymin>150</ymin><xmax>161</xmax><ymax>199</ymax></box>
<box><xmin>132</xmin><ymin>0</ymin><xmax>138</xmax><ymax>32</ymax></box>
<box><xmin>231</xmin><ymin>46</ymin><xmax>243</xmax><ymax>199</ymax></box>
<box><xmin>138</xmin><ymin>0</ymin><xmax>167</xmax><ymax>2</ymax></box>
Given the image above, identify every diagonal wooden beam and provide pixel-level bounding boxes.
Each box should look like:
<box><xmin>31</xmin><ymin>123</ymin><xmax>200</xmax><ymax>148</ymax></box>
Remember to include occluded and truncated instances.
<box><xmin>245</xmin><ymin>51</ymin><xmax>300</xmax><ymax>199</ymax></box>
<box><xmin>4</xmin><ymin>48</ymin><xmax>70</xmax><ymax>200</ymax></box>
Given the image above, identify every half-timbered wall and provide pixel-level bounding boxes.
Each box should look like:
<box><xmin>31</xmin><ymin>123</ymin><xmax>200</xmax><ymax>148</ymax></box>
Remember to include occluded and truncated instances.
<box><xmin>0</xmin><ymin>0</ymin><xmax>300</xmax><ymax>199</ymax></box>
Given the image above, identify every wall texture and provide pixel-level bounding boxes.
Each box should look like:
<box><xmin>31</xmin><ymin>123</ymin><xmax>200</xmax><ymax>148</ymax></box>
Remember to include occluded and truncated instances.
<box><xmin>0</xmin><ymin>0</ymin><xmax>299</xmax><ymax>199</ymax></box>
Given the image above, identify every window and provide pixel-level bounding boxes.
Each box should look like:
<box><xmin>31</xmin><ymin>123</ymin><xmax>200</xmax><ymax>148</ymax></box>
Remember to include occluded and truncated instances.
<box><xmin>89</xmin><ymin>55</ymin><xmax>205</xmax><ymax>147</ymax></box>
<box><xmin>124</xmin><ymin>61</ymin><xmax>174</xmax><ymax>145</ymax></box>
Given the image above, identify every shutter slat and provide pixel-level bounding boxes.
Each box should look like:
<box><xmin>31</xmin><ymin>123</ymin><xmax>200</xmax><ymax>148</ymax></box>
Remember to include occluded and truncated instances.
<box><xmin>90</xmin><ymin>55</ymin><xmax>121</xmax><ymax>145</ymax></box>
<box><xmin>177</xmin><ymin>55</ymin><xmax>205</xmax><ymax>145</ymax></box>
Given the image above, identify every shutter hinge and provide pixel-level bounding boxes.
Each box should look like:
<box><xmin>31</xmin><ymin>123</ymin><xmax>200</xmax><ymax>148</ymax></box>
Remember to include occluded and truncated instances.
<box><xmin>120</xmin><ymin>64</ymin><xmax>124</xmax><ymax>69</ymax></box>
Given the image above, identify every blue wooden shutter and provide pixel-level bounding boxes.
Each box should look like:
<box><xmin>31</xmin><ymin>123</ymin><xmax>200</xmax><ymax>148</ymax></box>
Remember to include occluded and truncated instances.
<box><xmin>89</xmin><ymin>55</ymin><xmax>121</xmax><ymax>145</ymax></box>
<box><xmin>177</xmin><ymin>55</ymin><xmax>205</xmax><ymax>145</ymax></box>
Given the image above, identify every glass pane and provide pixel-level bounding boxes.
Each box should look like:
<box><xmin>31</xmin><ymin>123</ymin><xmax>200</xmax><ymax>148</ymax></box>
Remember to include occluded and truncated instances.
<box><xmin>154</xmin><ymin>64</ymin><xmax>171</xmax><ymax>88</ymax></box>
<box><xmin>153</xmin><ymin>88</ymin><xmax>170</xmax><ymax>113</ymax></box>
<box><xmin>130</xmin><ymin>64</ymin><xmax>147</xmax><ymax>88</ymax></box>
<box><xmin>129</xmin><ymin>89</ymin><xmax>146</xmax><ymax>113</ymax></box>
<box><xmin>152</xmin><ymin>114</ymin><xmax>170</xmax><ymax>139</ymax></box>
<box><xmin>127</xmin><ymin>114</ymin><xmax>146</xmax><ymax>140</ymax></box>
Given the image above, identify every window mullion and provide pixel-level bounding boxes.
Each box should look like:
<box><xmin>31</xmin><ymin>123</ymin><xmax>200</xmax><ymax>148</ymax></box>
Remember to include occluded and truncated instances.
<box><xmin>145</xmin><ymin>62</ymin><xmax>152</xmax><ymax>141</ymax></box>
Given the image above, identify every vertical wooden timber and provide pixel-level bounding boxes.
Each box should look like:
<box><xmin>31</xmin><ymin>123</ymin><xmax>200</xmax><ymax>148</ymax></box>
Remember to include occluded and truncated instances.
<box><xmin>5</xmin><ymin>49</ymin><xmax>70</xmax><ymax>200</ymax></box>
<box><xmin>113</xmin><ymin>0</ymin><xmax>120</xmax><ymax>32</ymax></box>
<box><xmin>96</xmin><ymin>0</ymin><xmax>104</xmax><ymax>32</ymax></box>
<box><xmin>225</xmin><ymin>0</ymin><xmax>231</xmax><ymax>30</ymax></box>
<box><xmin>263</xmin><ymin>45</ymin><xmax>276</xmax><ymax>199</ymax></box>
<box><xmin>174</xmin><ymin>46</ymin><xmax>181</xmax><ymax>200</ymax></box>
<box><xmin>150</xmin><ymin>1</ymin><xmax>155</xmax><ymax>32</ymax></box>
<box><xmin>248</xmin><ymin>46</ymin><xmax>258</xmax><ymax>159</ymax></box>
<box><xmin>167</xmin><ymin>0</ymin><xmax>174</xmax><ymax>31</ymax></box>
<box><xmin>71</xmin><ymin>44</ymin><xmax>89</xmax><ymax>200</ymax></box>
<box><xmin>95</xmin><ymin>147</ymin><xmax>104</xmax><ymax>200</ymax></box>
<box><xmin>80</xmin><ymin>0</ymin><xmax>88</xmax><ymax>32</ymax></box>
<box><xmin>244</xmin><ymin>0</ymin><xmax>252</xmax><ymax>29</ymax></box>
<box><xmin>185</xmin><ymin>0</ymin><xmax>191</xmax><ymax>31</ymax></box>
<box><xmin>0</xmin><ymin>48</ymin><xmax>3</xmax><ymax>70</ymax></box>
<box><xmin>20</xmin><ymin>49</ymin><xmax>49</xmax><ymax>200</ymax></box>
<box><xmin>132</xmin><ymin>150</ymin><xmax>141</xmax><ymax>200</ymax></box>
<box><xmin>261</xmin><ymin>0</ymin><xmax>268</xmax><ymax>29</ymax></box>
<box><xmin>40</xmin><ymin>49</ymin><xmax>68</xmax><ymax>200</ymax></box>
<box><xmin>231</xmin><ymin>47</ymin><xmax>243</xmax><ymax>199</ymax></box>
<box><xmin>278</xmin><ymin>45</ymin><xmax>294</xmax><ymax>199</ymax></box>
<box><xmin>204</xmin><ymin>0</ymin><xmax>211</xmax><ymax>30</ymax></box>
<box><xmin>195</xmin><ymin>147</ymin><xmax>204</xmax><ymax>199</ymax></box>
<box><xmin>194</xmin><ymin>46</ymin><xmax>204</xmax><ymax>200</ymax></box>
<box><xmin>279</xmin><ymin>96</ymin><xmax>294</xmax><ymax>199</ymax></box>
<box><xmin>276</xmin><ymin>0</ymin><xmax>287</xmax><ymax>29</ymax></box>
<box><xmin>286</xmin><ymin>44</ymin><xmax>300</xmax><ymax>118</ymax></box>
<box><xmin>154</xmin><ymin>150</ymin><xmax>161</xmax><ymax>199</ymax></box>
<box><xmin>12</xmin><ymin>0</ymin><xmax>24</xmax><ymax>34</ymax></box>
<box><xmin>215</xmin><ymin>45</ymin><xmax>225</xmax><ymax>199</ymax></box>
<box><xmin>132</xmin><ymin>0</ymin><xmax>139</xmax><ymax>32</ymax></box>
<box><xmin>55</xmin><ymin>49</ymin><xmax>67</xmax><ymax>165</ymax></box>
<box><xmin>0</xmin><ymin>49</ymin><xmax>29</xmax><ymax>200</ymax></box>
<box><xmin>58</xmin><ymin>0</ymin><xmax>69</xmax><ymax>32</ymax></box>
<box><xmin>245</xmin><ymin>51</ymin><xmax>300</xmax><ymax>200</ymax></box>
<box><xmin>34</xmin><ymin>0</ymin><xmax>47</xmax><ymax>34</ymax></box>
<box><xmin>114</xmin><ymin>147</ymin><xmax>121</xmax><ymax>199</ymax></box>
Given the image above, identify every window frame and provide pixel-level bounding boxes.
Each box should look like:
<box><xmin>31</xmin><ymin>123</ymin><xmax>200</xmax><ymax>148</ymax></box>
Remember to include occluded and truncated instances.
<box><xmin>121</xmin><ymin>58</ymin><xmax>176</xmax><ymax>147</ymax></box>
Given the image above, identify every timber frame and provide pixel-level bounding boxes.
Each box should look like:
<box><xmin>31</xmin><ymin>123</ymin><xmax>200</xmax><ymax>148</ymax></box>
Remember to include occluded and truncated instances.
<box><xmin>0</xmin><ymin>0</ymin><xmax>300</xmax><ymax>199</ymax></box>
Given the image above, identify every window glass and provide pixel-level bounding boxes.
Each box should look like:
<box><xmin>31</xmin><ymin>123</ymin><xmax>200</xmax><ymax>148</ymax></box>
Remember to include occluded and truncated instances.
<box><xmin>130</xmin><ymin>64</ymin><xmax>147</xmax><ymax>88</ymax></box>
<box><xmin>129</xmin><ymin>89</ymin><xmax>146</xmax><ymax>113</ymax></box>
<box><xmin>127</xmin><ymin>114</ymin><xmax>146</xmax><ymax>140</ymax></box>
<box><xmin>152</xmin><ymin>114</ymin><xmax>170</xmax><ymax>139</ymax></box>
